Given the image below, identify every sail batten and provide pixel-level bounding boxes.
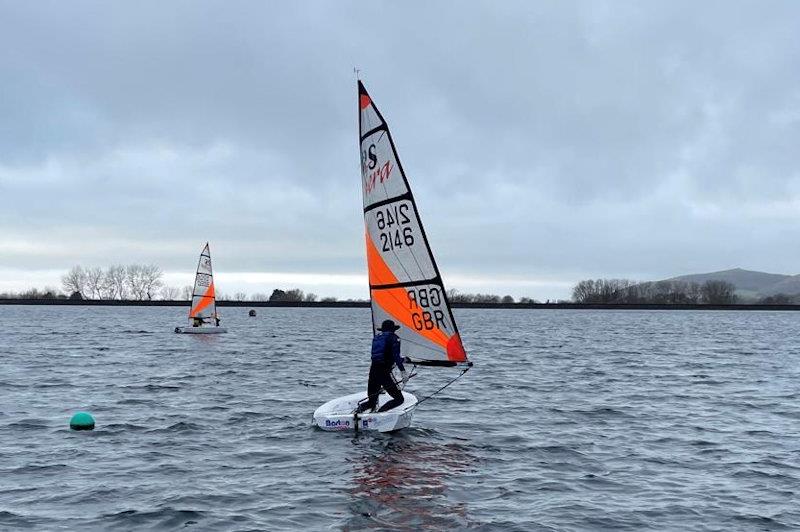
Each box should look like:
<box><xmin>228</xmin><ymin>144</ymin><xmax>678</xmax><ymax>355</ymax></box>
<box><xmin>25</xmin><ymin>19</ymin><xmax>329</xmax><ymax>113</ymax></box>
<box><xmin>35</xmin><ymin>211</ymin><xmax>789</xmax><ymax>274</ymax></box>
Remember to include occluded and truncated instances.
<box><xmin>363</xmin><ymin>192</ymin><xmax>414</xmax><ymax>213</ymax></box>
<box><xmin>359</xmin><ymin>80</ymin><xmax>468</xmax><ymax>365</ymax></box>
<box><xmin>371</xmin><ymin>280</ymin><xmax>441</xmax><ymax>290</ymax></box>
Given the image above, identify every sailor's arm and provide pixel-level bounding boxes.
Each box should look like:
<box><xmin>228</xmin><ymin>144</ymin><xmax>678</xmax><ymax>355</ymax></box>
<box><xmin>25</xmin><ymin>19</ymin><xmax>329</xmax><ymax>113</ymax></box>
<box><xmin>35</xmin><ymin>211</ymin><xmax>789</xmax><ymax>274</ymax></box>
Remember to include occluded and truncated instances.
<box><xmin>393</xmin><ymin>337</ymin><xmax>405</xmax><ymax>372</ymax></box>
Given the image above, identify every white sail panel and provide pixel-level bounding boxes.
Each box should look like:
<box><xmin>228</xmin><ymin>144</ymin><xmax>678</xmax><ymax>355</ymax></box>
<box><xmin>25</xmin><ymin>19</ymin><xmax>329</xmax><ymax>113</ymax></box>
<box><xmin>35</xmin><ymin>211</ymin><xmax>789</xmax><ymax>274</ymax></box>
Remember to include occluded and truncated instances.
<box><xmin>359</xmin><ymin>81</ymin><xmax>468</xmax><ymax>366</ymax></box>
<box><xmin>360</xmin><ymin>89</ymin><xmax>409</xmax><ymax>208</ymax></box>
<box><xmin>364</xmin><ymin>199</ymin><xmax>436</xmax><ymax>283</ymax></box>
<box><xmin>188</xmin><ymin>243</ymin><xmax>216</xmax><ymax>324</ymax></box>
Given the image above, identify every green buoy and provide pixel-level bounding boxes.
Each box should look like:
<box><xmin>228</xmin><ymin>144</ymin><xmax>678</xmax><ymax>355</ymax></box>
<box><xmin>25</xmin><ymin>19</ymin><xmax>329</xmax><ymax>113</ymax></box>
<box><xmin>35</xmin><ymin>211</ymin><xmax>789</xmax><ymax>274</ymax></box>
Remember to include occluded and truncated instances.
<box><xmin>70</xmin><ymin>412</ymin><xmax>95</xmax><ymax>431</ymax></box>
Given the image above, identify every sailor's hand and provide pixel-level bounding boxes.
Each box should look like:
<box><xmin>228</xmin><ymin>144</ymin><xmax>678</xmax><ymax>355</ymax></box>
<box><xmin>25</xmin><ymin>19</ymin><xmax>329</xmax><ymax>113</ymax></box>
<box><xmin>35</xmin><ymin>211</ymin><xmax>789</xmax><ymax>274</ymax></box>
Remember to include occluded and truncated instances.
<box><xmin>401</xmin><ymin>370</ymin><xmax>408</xmax><ymax>385</ymax></box>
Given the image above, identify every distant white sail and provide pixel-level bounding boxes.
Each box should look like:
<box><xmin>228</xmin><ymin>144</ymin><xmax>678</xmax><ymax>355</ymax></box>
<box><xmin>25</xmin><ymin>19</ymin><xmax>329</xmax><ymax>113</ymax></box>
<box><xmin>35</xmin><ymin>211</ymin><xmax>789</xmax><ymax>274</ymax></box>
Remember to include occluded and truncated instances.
<box><xmin>358</xmin><ymin>81</ymin><xmax>468</xmax><ymax>366</ymax></box>
<box><xmin>188</xmin><ymin>243</ymin><xmax>217</xmax><ymax>325</ymax></box>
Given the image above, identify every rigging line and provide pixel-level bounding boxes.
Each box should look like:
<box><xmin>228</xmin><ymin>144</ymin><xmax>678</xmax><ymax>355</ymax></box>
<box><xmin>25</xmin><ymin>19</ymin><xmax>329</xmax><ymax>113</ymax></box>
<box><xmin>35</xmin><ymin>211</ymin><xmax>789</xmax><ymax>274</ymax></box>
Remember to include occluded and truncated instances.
<box><xmin>415</xmin><ymin>365</ymin><xmax>471</xmax><ymax>407</ymax></box>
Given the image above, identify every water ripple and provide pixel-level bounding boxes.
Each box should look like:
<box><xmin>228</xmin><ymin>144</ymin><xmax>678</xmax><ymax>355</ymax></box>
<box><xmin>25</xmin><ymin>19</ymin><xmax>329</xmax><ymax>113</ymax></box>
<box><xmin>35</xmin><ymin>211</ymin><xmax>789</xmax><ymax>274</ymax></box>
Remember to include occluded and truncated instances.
<box><xmin>2</xmin><ymin>306</ymin><xmax>800</xmax><ymax>530</ymax></box>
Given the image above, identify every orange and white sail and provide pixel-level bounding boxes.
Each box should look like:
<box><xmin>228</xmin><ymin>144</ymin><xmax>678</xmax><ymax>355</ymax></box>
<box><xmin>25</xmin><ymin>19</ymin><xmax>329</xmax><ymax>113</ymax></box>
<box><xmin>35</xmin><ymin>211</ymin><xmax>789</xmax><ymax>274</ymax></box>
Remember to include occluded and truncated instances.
<box><xmin>359</xmin><ymin>80</ymin><xmax>469</xmax><ymax>367</ymax></box>
<box><xmin>188</xmin><ymin>243</ymin><xmax>217</xmax><ymax>325</ymax></box>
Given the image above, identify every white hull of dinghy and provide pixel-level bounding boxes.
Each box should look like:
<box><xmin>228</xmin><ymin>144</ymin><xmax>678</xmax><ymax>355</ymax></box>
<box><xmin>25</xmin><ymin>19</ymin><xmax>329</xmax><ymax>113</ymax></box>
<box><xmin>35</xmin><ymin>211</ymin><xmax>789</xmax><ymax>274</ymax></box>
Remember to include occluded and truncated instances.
<box><xmin>313</xmin><ymin>390</ymin><xmax>418</xmax><ymax>433</ymax></box>
<box><xmin>174</xmin><ymin>326</ymin><xmax>227</xmax><ymax>334</ymax></box>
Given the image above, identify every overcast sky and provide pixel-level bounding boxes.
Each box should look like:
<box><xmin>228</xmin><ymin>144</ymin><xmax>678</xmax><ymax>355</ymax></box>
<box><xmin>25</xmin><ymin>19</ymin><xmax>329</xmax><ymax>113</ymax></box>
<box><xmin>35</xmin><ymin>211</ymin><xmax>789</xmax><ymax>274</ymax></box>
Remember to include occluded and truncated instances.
<box><xmin>2</xmin><ymin>1</ymin><xmax>800</xmax><ymax>300</ymax></box>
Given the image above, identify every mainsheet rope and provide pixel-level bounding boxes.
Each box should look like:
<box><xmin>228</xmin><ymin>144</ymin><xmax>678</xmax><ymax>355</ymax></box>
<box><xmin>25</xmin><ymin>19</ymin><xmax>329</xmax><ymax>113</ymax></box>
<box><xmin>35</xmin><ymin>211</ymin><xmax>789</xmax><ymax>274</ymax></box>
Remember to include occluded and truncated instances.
<box><xmin>409</xmin><ymin>364</ymin><xmax>471</xmax><ymax>406</ymax></box>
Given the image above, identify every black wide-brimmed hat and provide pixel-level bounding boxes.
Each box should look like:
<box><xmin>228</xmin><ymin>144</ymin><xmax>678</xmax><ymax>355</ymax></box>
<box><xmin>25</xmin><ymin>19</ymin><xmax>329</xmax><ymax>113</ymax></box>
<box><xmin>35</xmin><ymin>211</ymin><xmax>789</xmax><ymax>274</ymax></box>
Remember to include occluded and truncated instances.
<box><xmin>377</xmin><ymin>319</ymin><xmax>400</xmax><ymax>332</ymax></box>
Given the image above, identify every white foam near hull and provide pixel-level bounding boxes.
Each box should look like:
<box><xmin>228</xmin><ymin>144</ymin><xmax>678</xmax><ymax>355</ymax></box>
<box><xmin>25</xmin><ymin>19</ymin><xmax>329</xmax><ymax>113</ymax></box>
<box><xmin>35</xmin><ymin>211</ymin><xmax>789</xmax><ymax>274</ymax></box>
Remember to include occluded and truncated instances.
<box><xmin>174</xmin><ymin>326</ymin><xmax>227</xmax><ymax>334</ymax></box>
<box><xmin>313</xmin><ymin>390</ymin><xmax>418</xmax><ymax>433</ymax></box>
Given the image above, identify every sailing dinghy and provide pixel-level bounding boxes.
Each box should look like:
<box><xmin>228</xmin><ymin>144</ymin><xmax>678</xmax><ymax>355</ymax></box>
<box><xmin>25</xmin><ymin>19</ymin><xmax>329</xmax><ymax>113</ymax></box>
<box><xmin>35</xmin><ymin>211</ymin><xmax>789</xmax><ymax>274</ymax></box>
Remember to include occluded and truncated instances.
<box><xmin>313</xmin><ymin>81</ymin><xmax>471</xmax><ymax>432</ymax></box>
<box><xmin>174</xmin><ymin>243</ymin><xmax>227</xmax><ymax>334</ymax></box>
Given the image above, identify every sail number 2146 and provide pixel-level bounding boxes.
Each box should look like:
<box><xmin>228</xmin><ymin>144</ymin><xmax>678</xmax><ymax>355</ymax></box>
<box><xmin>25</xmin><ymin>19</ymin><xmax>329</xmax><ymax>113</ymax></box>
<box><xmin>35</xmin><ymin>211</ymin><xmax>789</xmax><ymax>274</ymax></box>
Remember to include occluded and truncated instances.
<box><xmin>376</xmin><ymin>203</ymin><xmax>414</xmax><ymax>252</ymax></box>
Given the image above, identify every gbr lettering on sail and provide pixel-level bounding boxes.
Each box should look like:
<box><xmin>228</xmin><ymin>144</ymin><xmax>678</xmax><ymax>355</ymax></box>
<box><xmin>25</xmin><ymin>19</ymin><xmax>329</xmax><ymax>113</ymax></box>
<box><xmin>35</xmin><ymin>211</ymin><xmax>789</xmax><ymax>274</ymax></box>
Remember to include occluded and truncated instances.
<box><xmin>407</xmin><ymin>286</ymin><xmax>448</xmax><ymax>332</ymax></box>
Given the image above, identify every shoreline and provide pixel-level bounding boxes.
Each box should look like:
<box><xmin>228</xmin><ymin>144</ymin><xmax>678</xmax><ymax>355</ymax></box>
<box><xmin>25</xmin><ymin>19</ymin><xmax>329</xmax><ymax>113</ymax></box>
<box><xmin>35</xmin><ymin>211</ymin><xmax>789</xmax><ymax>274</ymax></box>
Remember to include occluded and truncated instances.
<box><xmin>2</xmin><ymin>298</ymin><xmax>800</xmax><ymax>311</ymax></box>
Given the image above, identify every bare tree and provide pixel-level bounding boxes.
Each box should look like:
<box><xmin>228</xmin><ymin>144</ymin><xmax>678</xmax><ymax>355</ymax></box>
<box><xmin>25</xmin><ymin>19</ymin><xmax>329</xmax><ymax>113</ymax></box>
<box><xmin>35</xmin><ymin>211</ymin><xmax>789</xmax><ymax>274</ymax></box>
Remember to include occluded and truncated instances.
<box><xmin>181</xmin><ymin>285</ymin><xmax>194</xmax><ymax>300</ymax></box>
<box><xmin>61</xmin><ymin>266</ymin><xmax>87</xmax><ymax>298</ymax></box>
<box><xmin>234</xmin><ymin>292</ymin><xmax>248</xmax><ymax>301</ymax></box>
<box><xmin>320</xmin><ymin>296</ymin><xmax>338</xmax><ymax>302</ymax></box>
<box><xmin>104</xmin><ymin>265</ymin><xmax>128</xmax><ymax>300</ymax></box>
<box><xmin>701</xmin><ymin>280</ymin><xmax>737</xmax><ymax>304</ymax></box>
<box><xmin>447</xmin><ymin>289</ymin><xmax>476</xmax><ymax>303</ymax></box>
<box><xmin>304</xmin><ymin>292</ymin><xmax>318</xmax><ymax>302</ymax></box>
<box><xmin>572</xmin><ymin>279</ymin><xmax>638</xmax><ymax>303</ymax></box>
<box><xmin>141</xmin><ymin>264</ymin><xmax>163</xmax><ymax>300</ymax></box>
<box><xmin>285</xmin><ymin>289</ymin><xmax>304</xmax><ymax>301</ymax></box>
<box><xmin>160</xmin><ymin>286</ymin><xmax>180</xmax><ymax>300</ymax></box>
<box><xmin>251</xmin><ymin>292</ymin><xmax>269</xmax><ymax>301</ymax></box>
<box><xmin>501</xmin><ymin>295</ymin><xmax>515</xmax><ymax>304</ymax></box>
<box><xmin>760</xmin><ymin>293</ymin><xmax>794</xmax><ymax>304</ymax></box>
<box><xmin>572</xmin><ymin>277</ymin><xmax>736</xmax><ymax>305</ymax></box>
<box><xmin>84</xmin><ymin>267</ymin><xmax>104</xmax><ymax>299</ymax></box>
<box><xmin>125</xmin><ymin>264</ymin><xmax>145</xmax><ymax>300</ymax></box>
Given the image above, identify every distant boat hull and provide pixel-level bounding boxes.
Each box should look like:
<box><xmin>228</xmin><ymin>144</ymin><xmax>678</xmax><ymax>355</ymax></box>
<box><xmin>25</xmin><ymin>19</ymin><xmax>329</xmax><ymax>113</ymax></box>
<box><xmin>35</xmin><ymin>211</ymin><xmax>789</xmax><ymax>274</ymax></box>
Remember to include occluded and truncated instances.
<box><xmin>313</xmin><ymin>390</ymin><xmax>418</xmax><ymax>432</ymax></box>
<box><xmin>174</xmin><ymin>326</ymin><xmax>227</xmax><ymax>334</ymax></box>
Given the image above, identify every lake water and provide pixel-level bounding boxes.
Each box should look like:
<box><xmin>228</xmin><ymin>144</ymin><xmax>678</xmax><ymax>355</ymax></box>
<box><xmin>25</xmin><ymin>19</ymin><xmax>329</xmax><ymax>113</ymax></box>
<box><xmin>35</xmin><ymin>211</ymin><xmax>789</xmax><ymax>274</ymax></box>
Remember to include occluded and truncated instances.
<box><xmin>1</xmin><ymin>306</ymin><xmax>799</xmax><ymax>530</ymax></box>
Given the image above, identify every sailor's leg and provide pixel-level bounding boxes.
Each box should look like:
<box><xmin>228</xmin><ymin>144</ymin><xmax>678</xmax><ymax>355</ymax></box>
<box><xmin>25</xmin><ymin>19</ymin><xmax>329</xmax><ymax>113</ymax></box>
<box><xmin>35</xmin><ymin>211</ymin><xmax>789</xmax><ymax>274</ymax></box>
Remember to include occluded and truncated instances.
<box><xmin>377</xmin><ymin>375</ymin><xmax>404</xmax><ymax>412</ymax></box>
<box><xmin>357</xmin><ymin>364</ymin><xmax>381</xmax><ymax>413</ymax></box>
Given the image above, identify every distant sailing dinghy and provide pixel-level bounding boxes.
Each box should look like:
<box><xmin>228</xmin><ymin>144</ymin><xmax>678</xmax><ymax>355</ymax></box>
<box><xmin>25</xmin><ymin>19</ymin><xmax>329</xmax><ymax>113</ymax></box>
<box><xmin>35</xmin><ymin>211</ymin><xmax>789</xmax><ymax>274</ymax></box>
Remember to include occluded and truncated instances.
<box><xmin>174</xmin><ymin>243</ymin><xmax>227</xmax><ymax>334</ymax></box>
<box><xmin>314</xmin><ymin>81</ymin><xmax>471</xmax><ymax>433</ymax></box>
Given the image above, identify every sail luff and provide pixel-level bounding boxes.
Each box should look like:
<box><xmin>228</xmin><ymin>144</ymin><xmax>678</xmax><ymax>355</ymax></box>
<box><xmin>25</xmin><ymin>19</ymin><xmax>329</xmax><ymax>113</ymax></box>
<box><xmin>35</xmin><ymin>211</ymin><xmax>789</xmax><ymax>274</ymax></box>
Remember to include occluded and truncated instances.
<box><xmin>359</xmin><ymin>81</ymin><xmax>468</xmax><ymax>365</ymax></box>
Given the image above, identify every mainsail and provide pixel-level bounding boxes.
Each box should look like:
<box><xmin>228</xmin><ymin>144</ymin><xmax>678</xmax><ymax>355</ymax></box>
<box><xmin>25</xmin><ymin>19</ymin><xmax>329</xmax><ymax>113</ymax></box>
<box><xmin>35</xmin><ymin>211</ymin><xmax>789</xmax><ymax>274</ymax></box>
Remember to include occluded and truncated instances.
<box><xmin>359</xmin><ymin>80</ymin><xmax>469</xmax><ymax>367</ymax></box>
<box><xmin>188</xmin><ymin>242</ymin><xmax>217</xmax><ymax>325</ymax></box>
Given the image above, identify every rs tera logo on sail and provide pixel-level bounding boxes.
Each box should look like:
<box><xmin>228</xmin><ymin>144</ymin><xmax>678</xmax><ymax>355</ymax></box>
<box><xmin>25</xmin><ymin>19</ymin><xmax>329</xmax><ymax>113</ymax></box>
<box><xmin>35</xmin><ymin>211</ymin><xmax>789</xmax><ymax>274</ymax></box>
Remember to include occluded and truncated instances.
<box><xmin>361</xmin><ymin>143</ymin><xmax>393</xmax><ymax>194</ymax></box>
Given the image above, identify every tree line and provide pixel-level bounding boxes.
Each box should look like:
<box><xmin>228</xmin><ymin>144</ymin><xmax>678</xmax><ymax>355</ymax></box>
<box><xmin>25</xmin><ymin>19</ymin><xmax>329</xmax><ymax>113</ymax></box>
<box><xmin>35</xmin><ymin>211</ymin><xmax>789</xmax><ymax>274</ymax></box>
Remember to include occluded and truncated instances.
<box><xmin>8</xmin><ymin>266</ymin><xmax>794</xmax><ymax>305</ymax></box>
<box><xmin>446</xmin><ymin>290</ymin><xmax>537</xmax><ymax>304</ymax></box>
<box><xmin>61</xmin><ymin>265</ymin><xmax>165</xmax><ymax>300</ymax></box>
<box><xmin>571</xmin><ymin>278</ymin><xmax>740</xmax><ymax>304</ymax></box>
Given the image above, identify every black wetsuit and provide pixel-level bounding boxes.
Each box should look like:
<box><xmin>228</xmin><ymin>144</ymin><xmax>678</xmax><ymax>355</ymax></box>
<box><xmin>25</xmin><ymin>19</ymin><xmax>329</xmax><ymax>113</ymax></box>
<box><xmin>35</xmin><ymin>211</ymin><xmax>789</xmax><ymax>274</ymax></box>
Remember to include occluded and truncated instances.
<box><xmin>358</xmin><ymin>332</ymin><xmax>405</xmax><ymax>413</ymax></box>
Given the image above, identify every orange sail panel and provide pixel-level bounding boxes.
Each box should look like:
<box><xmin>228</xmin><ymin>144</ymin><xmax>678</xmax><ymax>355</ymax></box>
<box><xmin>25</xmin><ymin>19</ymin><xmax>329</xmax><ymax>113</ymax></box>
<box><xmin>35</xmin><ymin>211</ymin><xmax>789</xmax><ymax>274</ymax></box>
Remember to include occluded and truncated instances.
<box><xmin>187</xmin><ymin>243</ymin><xmax>217</xmax><ymax>324</ymax></box>
<box><xmin>359</xmin><ymin>80</ymin><xmax>468</xmax><ymax>365</ymax></box>
<box><xmin>189</xmin><ymin>282</ymin><xmax>215</xmax><ymax>317</ymax></box>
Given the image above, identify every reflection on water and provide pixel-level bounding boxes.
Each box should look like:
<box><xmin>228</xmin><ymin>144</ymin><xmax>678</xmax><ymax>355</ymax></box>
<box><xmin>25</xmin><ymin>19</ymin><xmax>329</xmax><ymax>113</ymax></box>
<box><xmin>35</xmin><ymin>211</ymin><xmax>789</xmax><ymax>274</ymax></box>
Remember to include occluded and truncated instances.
<box><xmin>344</xmin><ymin>432</ymin><xmax>477</xmax><ymax>529</ymax></box>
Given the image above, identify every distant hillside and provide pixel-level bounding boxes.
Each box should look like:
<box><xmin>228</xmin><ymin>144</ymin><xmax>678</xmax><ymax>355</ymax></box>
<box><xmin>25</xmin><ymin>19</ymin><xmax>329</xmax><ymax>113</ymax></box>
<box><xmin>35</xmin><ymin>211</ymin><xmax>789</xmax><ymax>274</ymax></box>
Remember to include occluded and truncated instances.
<box><xmin>667</xmin><ymin>268</ymin><xmax>800</xmax><ymax>298</ymax></box>
<box><xmin>757</xmin><ymin>275</ymin><xmax>800</xmax><ymax>296</ymax></box>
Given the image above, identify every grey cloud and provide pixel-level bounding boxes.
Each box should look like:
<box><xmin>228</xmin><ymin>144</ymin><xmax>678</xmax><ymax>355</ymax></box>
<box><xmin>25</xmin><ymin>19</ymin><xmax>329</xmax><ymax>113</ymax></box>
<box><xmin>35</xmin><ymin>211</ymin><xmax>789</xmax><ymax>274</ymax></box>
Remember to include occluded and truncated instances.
<box><xmin>2</xmin><ymin>1</ymin><xmax>800</xmax><ymax>299</ymax></box>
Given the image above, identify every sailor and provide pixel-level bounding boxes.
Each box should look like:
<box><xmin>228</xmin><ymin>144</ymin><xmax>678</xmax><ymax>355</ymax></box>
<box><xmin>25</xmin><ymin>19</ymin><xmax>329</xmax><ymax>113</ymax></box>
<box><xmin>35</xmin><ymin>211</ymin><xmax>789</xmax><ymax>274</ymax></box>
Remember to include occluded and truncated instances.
<box><xmin>192</xmin><ymin>317</ymin><xmax>203</xmax><ymax>327</ymax></box>
<box><xmin>357</xmin><ymin>319</ymin><xmax>408</xmax><ymax>413</ymax></box>
<box><xmin>214</xmin><ymin>313</ymin><xmax>221</xmax><ymax>327</ymax></box>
